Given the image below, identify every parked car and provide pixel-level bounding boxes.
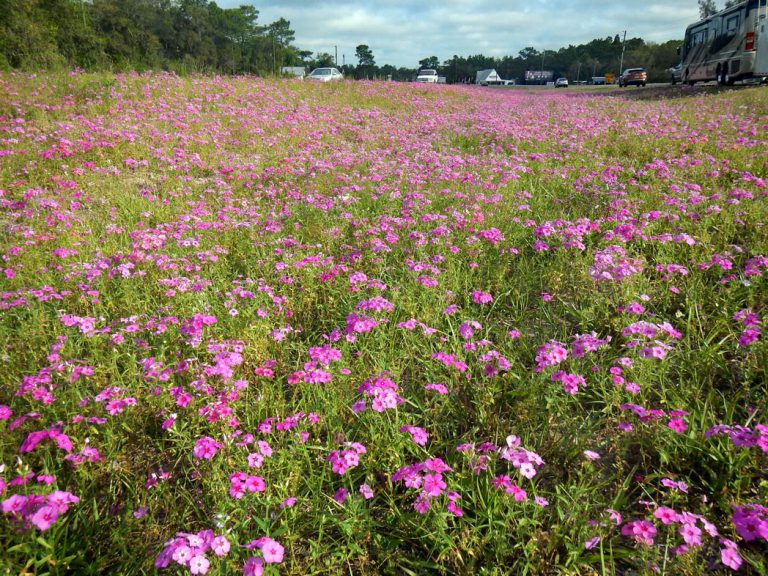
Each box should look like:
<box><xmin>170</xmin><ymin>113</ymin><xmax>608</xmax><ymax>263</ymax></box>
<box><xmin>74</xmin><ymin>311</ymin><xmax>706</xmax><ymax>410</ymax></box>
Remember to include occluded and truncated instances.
<box><xmin>669</xmin><ymin>64</ymin><xmax>682</xmax><ymax>85</ymax></box>
<box><xmin>555</xmin><ymin>77</ymin><xmax>569</xmax><ymax>88</ymax></box>
<box><xmin>618</xmin><ymin>68</ymin><xmax>647</xmax><ymax>87</ymax></box>
<box><xmin>306</xmin><ymin>67</ymin><xmax>344</xmax><ymax>82</ymax></box>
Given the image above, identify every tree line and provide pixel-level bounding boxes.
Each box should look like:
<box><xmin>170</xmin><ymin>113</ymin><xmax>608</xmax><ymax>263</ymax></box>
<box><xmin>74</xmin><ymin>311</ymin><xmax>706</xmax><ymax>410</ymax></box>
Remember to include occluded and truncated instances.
<box><xmin>426</xmin><ymin>35</ymin><xmax>680</xmax><ymax>84</ymax></box>
<box><xmin>0</xmin><ymin>0</ymin><xmax>306</xmax><ymax>74</ymax></box>
<box><xmin>1</xmin><ymin>0</ymin><xmax>682</xmax><ymax>83</ymax></box>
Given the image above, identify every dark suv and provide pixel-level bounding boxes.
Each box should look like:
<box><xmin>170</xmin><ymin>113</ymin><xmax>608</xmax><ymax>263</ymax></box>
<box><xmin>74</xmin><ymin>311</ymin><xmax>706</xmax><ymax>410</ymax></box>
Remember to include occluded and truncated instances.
<box><xmin>618</xmin><ymin>68</ymin><xmax>647</xmax><ymax>87</ymax></box>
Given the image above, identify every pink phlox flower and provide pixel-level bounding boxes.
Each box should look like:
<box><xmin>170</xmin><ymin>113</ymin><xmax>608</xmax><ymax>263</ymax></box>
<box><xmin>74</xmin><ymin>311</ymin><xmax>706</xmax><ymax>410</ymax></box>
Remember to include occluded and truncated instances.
<box><xmin>668</xmin><ymin>417</ymin><xmax>688</xmax><ymax>434</ymax></box>
<box><xmin>359</xmin><ymin>483</ymin><xmax>374</xmax><ymax>499</ymax></box>
<box><xmin>257</xmin><ymin>440</ymin><xmax>272</xmax><ymax>457</ymax></box>
<box><xmin>719</xmin><ymin>538</ymin><xmax>743</xmax><ymax>570</ymax></box>
<box><xmin>400</xmin><ymin>425</ymin><xmax>428</xmax><ymax>446</ymax></box>
<box><xmin>585</xmin><ymin>536</ymin><xmax>601</xmax><ymax>550</ymax></box>
<box><xmin>571</xmin><ymin>332</ymin><xmax>610</xmax><ymax>357</ymax></box>
<box><xmin>333</xmin><ymin>487</ymin><xmax>349</xmax><ymax>504</ymax></box>
<box><xmin>424</xmin><ymin>382</ymin><xmax>449</xmax><ymax>395</ymax></box>
<box><xmin>308</xmin><ymin>345</ymin><xmax>342</xmax><ymax>365</ymax></box>
<box><xmin>732</xmin><ymin>504</ymin><xmax>768</xmax><ymax>542</ymax></box>
<box><xmin>471</xmin><ymin>290</ymin><xmax>493</xmax><ymax>304</ymax></box>
<box><xmin>422</xmin><ymin>473</ymin><xmax>447</xmax><ymax>497</ymax></box>
<box><xmin>29</xmin><ymin>504</ymin><xmax>59</xmax><ymax>531</ymax></box>
<box><xmin>583</xmin><ymin>450</ymin><xmax>601</xmax><ymax>461</ymax></box>
<box><xmin>738</xmin><ymin>328</ymin><xmax>761</xmax><ymax>347</ymax></box>
<box><xmin>552</xmin><ymin>371</ymin><xmax>586</xmax><ymax>394</ymax></box>
<box><xmin>459</xmin><ymin>320</ymin><xmax>482</xmax><ymax>340</ymax></box>
<box><xmin>258</xmin><ymin>537</ymin><xmax>284</xmax><ymax>564</ymax></box>
<box><xmin>189</xmin><ymin>555</ymin><xmax>210</xmax><ymax>575</ymax></box>
<box><xmin>654</xmin><ymin>506</ymin><xmax>679</xmax><ymax>525</ymax></box>
<box><xmin>621</xmin><ymin>519</ymin><xmax>657</xmax><ymax>545</ymax></box>
<box><xmin>193</xmin><ymin>436</ymin><xmax>221</xmax><ymax>460</ymax></box>
<box><xmin>679</xmin><ymin>522</ymin><xmax>703</xmax><ymax>547</ymax></box>
<box><xmin>243</xmin><ymin>556</ymin><xmax>264</xmax><ymax>576</ymax></box>
<box><xmin>424</xmin><ymin>458</ymin><xmax>452</xmax><ymax>473</ymax></box>
<box><xmin>534</xmin><ymin>341</ymin><xmax>568</xmax><ymax>372</ymax></box>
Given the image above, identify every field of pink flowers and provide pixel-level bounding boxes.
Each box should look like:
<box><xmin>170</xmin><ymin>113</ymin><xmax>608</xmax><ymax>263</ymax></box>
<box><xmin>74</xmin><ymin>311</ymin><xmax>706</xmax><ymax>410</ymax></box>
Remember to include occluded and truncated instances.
<box><xmin>0</xmin><ymin>72</ymin><xmax>766</xmax><ymax>575</ymax></box>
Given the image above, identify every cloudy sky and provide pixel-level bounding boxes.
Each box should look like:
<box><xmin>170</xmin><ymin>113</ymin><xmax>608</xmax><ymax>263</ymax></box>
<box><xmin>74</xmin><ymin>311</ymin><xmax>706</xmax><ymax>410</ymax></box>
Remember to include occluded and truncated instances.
<box><xmin>218</xmin><ymin>1</ymin><xmax>700</xmax><ymax>68</ymax></box>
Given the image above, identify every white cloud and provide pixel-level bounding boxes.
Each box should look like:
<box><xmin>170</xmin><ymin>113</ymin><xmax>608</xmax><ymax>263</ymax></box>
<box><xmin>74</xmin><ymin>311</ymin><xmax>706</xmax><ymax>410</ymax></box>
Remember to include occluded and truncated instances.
<box><xmin>216</xmin><ymin>0</ymin><xmax>699</xmax><ymax>67</ymax></box>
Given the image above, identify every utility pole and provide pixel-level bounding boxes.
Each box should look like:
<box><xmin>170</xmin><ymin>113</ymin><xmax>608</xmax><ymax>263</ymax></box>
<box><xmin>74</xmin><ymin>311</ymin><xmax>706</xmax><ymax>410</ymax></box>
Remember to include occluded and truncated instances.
<box><xmin>619</xmin><ymin>30</ymin><xmax>627</xmax><ymax>75</ymax></box>
<box><xmin>334</xmin><ymin>45</ymin><xmax>338</xmax><ymax>66</ymax></box>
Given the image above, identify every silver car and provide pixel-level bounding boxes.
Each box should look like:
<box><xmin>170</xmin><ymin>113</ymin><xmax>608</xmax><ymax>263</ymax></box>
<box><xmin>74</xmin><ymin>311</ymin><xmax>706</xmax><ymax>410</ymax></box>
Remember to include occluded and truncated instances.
<box><xmin>307</xmin><ymin>67</ymin><xmax>344</xmax><ymax>82</ymax></box>
<box><xmin>669</xmin><ymin>64</ymin><xmax>682</xmax><ymax>85</ymax></box>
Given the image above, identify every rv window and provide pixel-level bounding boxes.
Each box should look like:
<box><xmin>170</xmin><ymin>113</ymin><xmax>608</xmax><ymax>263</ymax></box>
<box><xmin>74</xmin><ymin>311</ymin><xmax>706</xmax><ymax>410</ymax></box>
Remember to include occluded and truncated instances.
<box><xmin>725</xmin><ymin>15</ymin><xmax>739</xmax><ymax>35</ymax></box>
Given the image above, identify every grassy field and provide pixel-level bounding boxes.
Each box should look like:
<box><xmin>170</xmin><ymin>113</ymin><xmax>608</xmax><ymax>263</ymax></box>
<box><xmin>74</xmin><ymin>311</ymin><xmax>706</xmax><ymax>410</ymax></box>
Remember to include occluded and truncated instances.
<box><xmin>0</xmin><ymin>72</ymin><xmax>766</xmax><ymax>575</ymax></box>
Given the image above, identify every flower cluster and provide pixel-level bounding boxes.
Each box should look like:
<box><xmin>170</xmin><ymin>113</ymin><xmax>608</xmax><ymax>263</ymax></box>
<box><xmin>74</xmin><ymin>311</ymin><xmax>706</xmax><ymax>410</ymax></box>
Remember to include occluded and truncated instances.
<box><xmin>391</xmin><ymin>458</ymin><xmax>461</xmax><ymax>515</ymax></box>
<box><xmin>499</xmin><ymin>435</ymin><xmax>545</xmax><ymax>478</ymax></box>
<box><xmin>229</xmin><ymin>472</ymin><xmax>266</xmax><ymax>499</ymax></box>
<box><xmin>534</xmin><ymin>340</ymin><xmax>568</xmax><ymax>372</ymax></box>
<box><xmin>732</xmin><ymin>504</ymin><xmax>768</xmax><ymax>542</ymax></box>
<box><xmin>155</xmin><ymin>530</ymin><xmax>231</xmax><ymax>574</ymax></box>
<box><xmin>1</xmin><ymin>489</ymin><xmax>79</xmax><ymax>531</ymax></box>
<box><xmin>589</xmin><ymin>245</ymin><xmax>644</xmax><ymax>282</ymax></box>
<box><xmin>328</xmin><ymin>442</ymin><xmax>367</xmax><ymax>475</ymax></box>
<box><xmin>355</xmin><ymin>374</ymin><xmax>404</xmax><ymax>412</ymax></box>
<box><xmin>705</xmin><ymin>423</ymin><xmax>768</xmax><ymax>453</ymax></box>
<box><xmin>621</xmin><ymin>320</ymin><xmax>681</xmax><ymax>360</ymax></box>
<box><xmin>733</xmin><ymin>308</ymin><xmax>762</xmax><ymax>347</ymax></box>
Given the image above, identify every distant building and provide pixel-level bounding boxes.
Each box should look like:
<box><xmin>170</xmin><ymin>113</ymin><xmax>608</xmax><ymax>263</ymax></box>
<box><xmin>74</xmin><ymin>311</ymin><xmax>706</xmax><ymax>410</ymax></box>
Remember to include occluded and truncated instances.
<box><xmin>475</xmin><ymin>69</ymin><xmax>503</xmax><ymax>85</ymax></box>
<box><xmin>281</xmin><ymin>66</ymin><xmax>306</xmax><ymax>79</ymax></box>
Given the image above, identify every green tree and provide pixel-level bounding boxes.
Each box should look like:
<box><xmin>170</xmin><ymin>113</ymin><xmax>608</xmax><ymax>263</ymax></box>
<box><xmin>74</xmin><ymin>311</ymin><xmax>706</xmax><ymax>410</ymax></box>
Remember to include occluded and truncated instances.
<box><xmin>266</xmin><ymin>17</ymin><xmax>295</xmax><ymax>71</ymax></box>
<box><xmin>355</xmin><ymin>44</ymin><xmax>375</xmax><ymax>67</ymax></box>
<box><xmin>355</xmin><ymin>44</ymin><xmax>376</xmax><ymax>79</ymax></box>
<box><xmin>418</xmin><ymin>56</ymin><xmax>439</xmax><ymax>69</ymax></box>
<box><xmin>698</xmin><ymin>0</ymin><xmax>717</xmax><ymax>17</ymax></box>
<box><xmin>90</xmin><ymin>0</ymin><xmax>164</xmax><ymax>70</ymax></box>
<box><xmin>0</xmin><ymin>0</ymin><xmax>102</xmax><ymax>69</ymax></box>
<box><xmin>312</xmin><ymin>52</ymin><xmax>336</xmax><ymax>68</ymax></box>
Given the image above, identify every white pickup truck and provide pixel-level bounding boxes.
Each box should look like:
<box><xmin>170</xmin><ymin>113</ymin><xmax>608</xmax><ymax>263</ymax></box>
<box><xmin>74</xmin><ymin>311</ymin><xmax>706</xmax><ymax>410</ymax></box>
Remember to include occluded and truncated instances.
<box><xmin>415</xmin><ymin>69</ymin><xmax>438</xmax><ymax>83</ymax></box>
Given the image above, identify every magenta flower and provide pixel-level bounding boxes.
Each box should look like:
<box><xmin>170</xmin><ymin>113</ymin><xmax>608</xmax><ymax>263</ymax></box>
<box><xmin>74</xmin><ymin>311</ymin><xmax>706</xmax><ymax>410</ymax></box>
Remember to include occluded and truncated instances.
<box><xmin>738</xmin><ymin>328</ymin><xmax>760</xmax><ymax>346</ymax></box>
<box><xmin>654</xmin><ymin>506</ymin><xmax>679</xmax><ymax>525</ymax></box>
<box><xmin>583</xmin><ymin>450</ymin><xmax>601</xmax><ymax>461</ymax></box>
<box><xmin>333</xmin><ymin>487</ymin><xmax>349</xmax><ymax>504</ymax></box>
<box><xmin>668</xmin><ymin>417</ymin><xmax>687</xmax><ymax>433</ymax></box>
<box><xmin>732</xmin><ymin>504</ymin><xmax>768</xmax><ymax>542</ymax></box>
<box><xmin>621</xmin><ymin>520</ymin><xmax>657</xmax><ymax>545</ymax></box>
<box><xmin>679</xmin><ymin>522</ymin><xmax>703</xmax><ymax>547</ymax></box>
<box><xmin>584</xmin><ymin>536</ymin><xmax>600</xmax><ymax>550</ymax></box>
<box><xmin>172</xmin><ymin>544</ymin><xmax>193</xmax><ymax>565</ymax></box>
<box><xmin>534</xmin><ymin>341</ymin><xmax>568</xmax><ymax>372</ymax></box>
<box><xmin>243</xmin><ymin>556</ymin><xmax>264</xmax><ymax>576</ymax></box>
<box><xmin>30</xmin><ymin>505</ymin><xmax>59</xmax><ymax>531</ymax></box>
<box><xmin>400</xmin><ymin>425</ymin><xmax>428</xmax><ymax>446</ymax></box>
<box><xmin>189</xmin><ymin>555</ymin><xmax>210</xmax><ymax>575</ymax></box>
<box><xmin>720</xmin><ymin>539</ymin><xmax>743</xmax><ymax>570</ymax></box>
<box><xmin>211</xmin><ymin>535</ymin><xmax>230</xmax><ymax>557</ymax></box>
<box><xmin>193</xmin><ymin>436</ymin><xmax>221</xmax><ymax>460</ymax></box>
<box><xmin>259</xmin><ymin>537</ymin><xmax>284</xmax><ymax>563</ymax></box>
<box><xmin>359</xmin><ymin>483</ymin><xmax>374</xmax><ymax>500</ymax></box>
<box><xmin>471</xmin><ymin>290</ymin><xmax>493</xmax><ymax>304</ymax></box>
<box><xmin>422</xmin><ymin>473</ymin><xmax>446</xmax><ymax>497</ymax></box>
